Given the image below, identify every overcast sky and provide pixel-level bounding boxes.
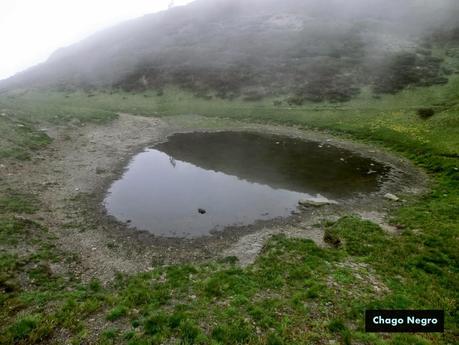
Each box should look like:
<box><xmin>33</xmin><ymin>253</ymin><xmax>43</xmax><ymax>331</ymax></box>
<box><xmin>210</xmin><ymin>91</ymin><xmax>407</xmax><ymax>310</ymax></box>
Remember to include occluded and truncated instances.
<box><xmin>0</xmin><ymin>0</ymin><xmax>194</xmax><ymax>81</ymax></box>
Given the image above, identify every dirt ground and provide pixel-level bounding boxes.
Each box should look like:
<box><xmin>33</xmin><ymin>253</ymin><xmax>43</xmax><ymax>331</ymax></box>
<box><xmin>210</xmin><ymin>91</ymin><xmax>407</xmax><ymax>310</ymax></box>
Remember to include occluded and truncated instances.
<box><xmin>0</xmin><ymin>113</ymin><xmax>428</xmax><ymax>281</ymax></box>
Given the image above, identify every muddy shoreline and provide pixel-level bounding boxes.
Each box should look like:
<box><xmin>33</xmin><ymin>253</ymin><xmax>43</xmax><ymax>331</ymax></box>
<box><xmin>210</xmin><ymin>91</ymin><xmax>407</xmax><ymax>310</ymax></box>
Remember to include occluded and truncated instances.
<box><xmin>1</xmin><ymin>113</ymin><xmax>428</xmax><ymax>280</ymax></box>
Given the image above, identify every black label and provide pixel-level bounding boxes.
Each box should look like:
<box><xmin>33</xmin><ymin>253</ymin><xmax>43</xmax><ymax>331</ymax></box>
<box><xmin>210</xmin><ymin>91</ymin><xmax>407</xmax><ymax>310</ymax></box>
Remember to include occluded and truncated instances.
<box><xmin>365</xmin><ymin>310</ymin><xmax>444</xmax><ymax>333</ymax></box>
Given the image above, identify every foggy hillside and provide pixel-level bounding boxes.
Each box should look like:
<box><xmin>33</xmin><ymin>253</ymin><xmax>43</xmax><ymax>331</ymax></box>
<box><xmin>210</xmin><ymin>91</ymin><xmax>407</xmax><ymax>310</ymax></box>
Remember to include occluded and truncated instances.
<box><xmin>2</xmin><ymin>0</ymin><xmax>459</xmax><ymax>102</ymax></box>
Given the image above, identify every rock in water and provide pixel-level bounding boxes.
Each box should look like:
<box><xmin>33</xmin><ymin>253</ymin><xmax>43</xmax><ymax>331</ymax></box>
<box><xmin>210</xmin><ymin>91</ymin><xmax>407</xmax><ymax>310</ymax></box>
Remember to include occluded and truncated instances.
<box><xmin>384</xmin><ymin>193</ymin><xmax>399</xmax><ymax>201</ymax></box>
<box><xmin>298</xmin><ymin>198</ymin><xmax>337</xmax><ymax>207</ymax></box>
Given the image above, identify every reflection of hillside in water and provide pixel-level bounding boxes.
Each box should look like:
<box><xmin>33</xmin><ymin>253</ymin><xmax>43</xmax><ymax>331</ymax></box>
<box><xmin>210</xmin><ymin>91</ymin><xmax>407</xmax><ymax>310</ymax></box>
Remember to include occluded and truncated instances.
<box><xmin>155</xmin><ymin>132</ymin><xmax>390</xmax><ymax>198</ymax></box>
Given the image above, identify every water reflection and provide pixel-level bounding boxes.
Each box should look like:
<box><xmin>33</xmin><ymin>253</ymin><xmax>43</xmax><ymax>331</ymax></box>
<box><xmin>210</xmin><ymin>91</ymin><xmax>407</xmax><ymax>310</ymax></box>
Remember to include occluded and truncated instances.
<box><xmin>104</xmin><ymin>132</ymin><xmax>389</xmax><ymax>237</ymax></box>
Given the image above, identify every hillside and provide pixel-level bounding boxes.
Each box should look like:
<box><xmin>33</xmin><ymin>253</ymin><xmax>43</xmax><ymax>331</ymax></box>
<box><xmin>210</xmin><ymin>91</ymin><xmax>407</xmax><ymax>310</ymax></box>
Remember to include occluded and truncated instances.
<box><xmin>2</xmin><ymin>0</ymin><xmax>459</xmax><ymax>103</ymax></box>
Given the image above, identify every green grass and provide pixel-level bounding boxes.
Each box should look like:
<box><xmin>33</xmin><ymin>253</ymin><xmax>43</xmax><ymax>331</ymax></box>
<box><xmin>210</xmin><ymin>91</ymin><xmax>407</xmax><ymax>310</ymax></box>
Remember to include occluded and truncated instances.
<box><xmin>0</xmin><ymin>115</ymin><xmax>52</xmax><ymax>160</ymax></box>
<box><xmin>0</xmin><ymin>190</ymin><xmax>39</xmax><ymax>214</ymax></box>
<box><xmin>1</xmin><ymin>73</ymin><xmax>458</xmax><ymax>155</ymax></box>
<box><xmin>0</xmin><ymin>57</ymin><xmax>458</xmax><ymax>344</ymax></box>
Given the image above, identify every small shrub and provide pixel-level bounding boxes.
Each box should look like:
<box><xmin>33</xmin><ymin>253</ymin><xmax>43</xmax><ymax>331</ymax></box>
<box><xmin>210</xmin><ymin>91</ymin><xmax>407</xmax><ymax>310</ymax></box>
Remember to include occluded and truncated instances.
<box><xmin>305</xmin><ymin>283</ymin><xmax>321</xmax><ymax>299</ymax></box>
<box><xmin>143</xmin><ymin>313</ymin><xmax>168</xmax><ymax>335</ymax></box>
<box><xmin>89</xmin><ymin>278</ymin><xmax>102</xmax><ymax>292</ymax></box>
<box><xmin>101</xmin><ymin>328</ymin><xmax>118</xmax><ymax>339</ymax></box>
<box><xmin>211</xmin><ymin>320</ymin><xmax>252</xmax><ymax>344</ymax></box>
<box><xmin>178</xmin><ymin>320</ymin><xmax>201</xmax><ymax>343</ymax></box>
<box><xmin>328</xmin><ymin>319</ymin><xmax>346</xmax><ymax>332</ymax></box>
<box><xmin>14</xmin><ymin>319</ymin><xmax>38</xmax><ymax>337</ymax></box>
<box><xmin>324</xmin><ymin>228</ymin><xmax>341</xmax><ymax>248</ymax></box>
<box><xmin>417</xmin><ymin>108</ymin><xmax>435</xmax><ymax>119</ymax></box>
<box><xmin>211</xmin><ymin>326</ymin><xmax>226</xmax><ymax>342</ymax></box>
<box><xmin>267</xmin><ymin>333</ymin><xmax>284</xmax><ymax>345</ymax></box>
<box><xmin>218</xmin><ymin>256</ymin><xmax>238</xmax><ymax>265</ymax></box>
<box><xmin>286</xmin><ymin>95</ymin><xmax>304</xmax><ymax>106</ymax></box>
<box><xmin>106</xmin><ymin>306</ymin><xmax>127</xmax><ymax>321</ymax></box>
<box><xmin>5</xmin><ymin>315</ymin><xmax>41</xmax><ymax>342</ymax></box>
<box><xmin>328</xmin><ymin>319</ymin><xmax>352</xmax><ymax>345</ymax></box>
<box><xmin>169</xmin><ymin>311</ymin><xmax>186</xmax><ymax>329</ymax></box>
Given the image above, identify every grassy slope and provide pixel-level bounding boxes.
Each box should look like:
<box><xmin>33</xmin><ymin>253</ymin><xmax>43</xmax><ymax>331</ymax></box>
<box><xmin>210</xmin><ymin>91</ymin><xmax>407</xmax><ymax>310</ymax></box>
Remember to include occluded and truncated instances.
<box><xmin>0</xmin><ymin>70</ymin><xmax>458</xmax><ymax>343</ymax></box>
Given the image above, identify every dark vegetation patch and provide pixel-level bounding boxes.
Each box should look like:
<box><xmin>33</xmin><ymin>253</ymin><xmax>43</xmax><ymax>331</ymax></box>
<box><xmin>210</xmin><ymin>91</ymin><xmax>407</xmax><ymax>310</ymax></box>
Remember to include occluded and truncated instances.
<box><xmin>113</xmin><ymin>28</ymin><xmax>369</xmax><ymax>104</ymax></box>
<box><xmin>323</xmin><ymin>227</ymin><xmax>342</xmax><ymax>248</ymax></box>
<box><xmin>43</xmin><ymin>29</ymin><xmax>457</xmax><ymax>103</ymax></box>
<box><xmin>372</xmin><ymin>52</ymin><xmax>448</xmax><ymax>95</ymax></box>
<box><xmin>428</xmin><ymin>26</ymin><xmax>459</xmax><ymax>46</ymax></box>
<box><xmin>417</xmin><ymin>107</ymin><xmax>436</xmax><ymax>119</ymax></box>
<box><xmin>114</xmin><ymin>26</ymin><xmax>457</xmax><ymax>104</ymax></box>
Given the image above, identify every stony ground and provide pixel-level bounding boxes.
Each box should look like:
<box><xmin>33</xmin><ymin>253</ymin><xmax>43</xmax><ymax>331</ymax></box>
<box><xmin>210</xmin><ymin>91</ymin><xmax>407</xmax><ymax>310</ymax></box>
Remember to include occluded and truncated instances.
<box><xmin>1</xmin><ymin>113</ymin><xmax>425</xmax><ymax>281</ymax></box>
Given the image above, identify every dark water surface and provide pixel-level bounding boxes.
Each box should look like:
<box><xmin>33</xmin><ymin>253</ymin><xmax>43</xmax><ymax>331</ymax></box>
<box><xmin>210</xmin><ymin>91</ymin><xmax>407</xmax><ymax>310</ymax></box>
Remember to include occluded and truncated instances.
<box><xmin>104</xmin><ymin>132</ymin><xmax>389</xmax><ymax>237</ymax></box>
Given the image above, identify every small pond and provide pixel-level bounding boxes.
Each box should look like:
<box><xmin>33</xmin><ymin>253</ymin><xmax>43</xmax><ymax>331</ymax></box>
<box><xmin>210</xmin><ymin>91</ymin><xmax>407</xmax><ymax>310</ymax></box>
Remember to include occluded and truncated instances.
<box><xmin>103</xmin><ymin>132</ymin><xmax>390</xmax><ymax>237</ymax></box>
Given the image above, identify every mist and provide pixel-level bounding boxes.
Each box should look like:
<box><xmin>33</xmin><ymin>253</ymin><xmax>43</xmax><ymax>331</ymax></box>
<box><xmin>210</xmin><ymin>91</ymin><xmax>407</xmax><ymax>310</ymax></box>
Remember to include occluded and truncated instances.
<box><xmin>2</xmin><ymin>0</ymin><xmax>459</xmax><ymax>101</ymax></box>
<box><xmin>0</xmin><ymin>0</ymin><xmax>194</xmax><ymax>81</ymax></box>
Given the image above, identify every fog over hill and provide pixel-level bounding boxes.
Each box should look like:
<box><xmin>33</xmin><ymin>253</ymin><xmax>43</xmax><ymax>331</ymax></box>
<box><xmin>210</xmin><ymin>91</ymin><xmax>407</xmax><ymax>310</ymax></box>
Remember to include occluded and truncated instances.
<box><xmin>2</xmin><ymin>0</ymin><xmax>459</xmax><ymax>102</ymax></box>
